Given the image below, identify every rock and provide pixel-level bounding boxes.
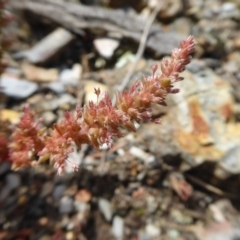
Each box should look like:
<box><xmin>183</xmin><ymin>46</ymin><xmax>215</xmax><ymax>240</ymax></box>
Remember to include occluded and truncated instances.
<box><xmin>75</xmin><ymin>189</ymin><xmax>92</xmax><ymax>203</ymax></box>
<box><xmin>0</xmin><ymin>74</ymin><xmax>38</xmax><ymax>99</ymax></box>
<box><xmin>17</xmin><ymin>28</ymin><xmax>75</xmax><ymax>64</ymax></box>
<box><xmin>225</xmin><ymin>61</ymin><xmax>239</xmax><ymax>74</ymax></box>
<box><xmin>17</xmin><ymin>194</ymin><xmax>28</xmax><ymax>205</ymax></box>
<box><xmin>60</xmin><ymin>64</ymin><xmax>82</xmax><ymax>86</ymax></box>
<box><xmin>48</xmin><ymin>81</ymin><xmax>65</xmax><ymax>93</ymax></box>
<box><xmin>38</xmin><ymin>96</ymin><xmax>60</xmax><ymax>112</ymax></box>
<box><xmin>145</xmin><ymin>224</ymin><xmax>161</xmax><ymax>238</ymax></box>
<box><xmin>147</xmin><ymin>0</ymin><xmax>158</xmax><ymax>9</ymax></box>
<box><xmin>61</xmin><ymin>215</ymin><xmax>71</xmax><ymax>228</ymax></box>
<box><xmin>137</xmin><ymin>66</ymin><xmax>240</xmax><ymax>171</ymax></box>
<box><xmin>94</xmin><ymin>37</ymin><xmax>120</xmax><ymax>59</ymax></box>
<box><xmin>129</xmin><ymin>146</ymin><xmax>155</xmax><ymax>164</ymax></box>
<box><xmin>0</xmin><ymin>109</ymin><xmax>20</xmax><ymax>124</ymax></box>
<box><xmin>22</xmin><ymin>63</ymin><xmax>59</xmax><ymax>82</ymax></box>
<box><xmin>65</xmin><ymin>231</ymin><xmax>77</xmax><ymax>240</ymax></box>
<box><xmin>112</xmin><ymin>216</ymin><xmax>124</xmax><ymax>240</ymax></box>
<box><xmin>208</xmin><ymin>199</ymin><xmax>238</xmax><ymax>223</ymax></box>
<box><xmin>170</xmin><ymin>209</ymin><xmax>193</xmax><ymax>225</ymax></box>
<box><xmin>186</xmin><ymin>59</ymin><xmax>206</xmax><ymax>73</ymax></box>
<box><xmin>138</xmin><ymin>232</ymin><xmax>151</xmax><ymax>240</ymax></box>
<box><xmin>42</xmin><ymin>111</ymin><xmax>57</xmax><ymax>126</ymax></box>
<box><xmin>227</xmin><ymin>52</ymin><xmax>240</xmax><ymax>66</ymax></box>
<box><xmin>140</xmin><ymin>7</ymin><xmax>151</xmax><ymax>21</ymax></box>
<box><xmin>194</xmin><ymin>222</ymin><xmax>240</xmax><ymax>240</ymax></box>
<box><xmin>146</xmin><ymin>196</ymin><xmax>158</xmax><ymax>214</ymax></box>
<box><xmin>41</xmin><ymin>181</ymin><xmax>54</xmax><ymax>198</ymax></box>
<box><xmin>171</xmin><ymin>17</ymin><xmax>192</xmax><ymax>37</ymax></box>
<box><xmin>74</xmin><ymin>201</ymin><xmax>90</xmax><ymax>213</ymax></box>
<box><xmin>38</xmin><ymin>217</ymin><xmax>49</xmax><ymax>226</ymax></box>
<box><xmin>59</xmin><ymin>196</ymin><xmax>74</xmax><ymax>214</ymax></box>
<box><xmin>115</xmin><ymin>52</ymin><xmax>135</xmax><ymax>69</ymax></box>
<box><xmin>169</xmin><ymin>69</ymin><xmax>240</xmax><ymax>166</ymax></box>
<box><xmin>64</xmin><ymin>184</ymin><xmax>78</xmax><ymax>197</ymax></box>
<box><xmin>51</xmin><ymin>93</ymin><xmax>77</xmax><ymax>110</ymax></box>
<box><xmin>215</xmin><ymin>145</ymin><xmax>240</xmax><ymax>179</ymax></box>
<box><xmin>27</xmin><ymin>94</ymin><xmax>45</xmax><ymax>105</ymax></box>
<box><xmin>84</xmin><ymin>81</ymin><xmax>109</xmax><ymax>103</ymax></box>
<box><xmin>219</xmin><ymin>2</ymin><xmax>240</xmax><ymax>19</ymax></box>
<box><xmin>186</xmin><ymin>0</ymin><xmax>204</xmax><ymax>19</ymax></box>
<box><xmin>158</xmin><ymin>0</ymin><xmax>183</xmax><ymax>19</ymax></box>
<box><xmin>137</xmin><ymin>122</ymin><xmax>179</xmax><ymax>161</ymax></box>
<box><xmin>6</xmin><ymin>173</ymin><xmax>21</xmax><ymax>190</ymax></box>
<box><xmin>167</xmin><ymin>229</ymin><xmax>180</xmax><ymax>239</ymax></box>
<box><xmin>53</xmin><ymin>184</ymin><xmax>66</xmax><ymax>201</ymax></box>
<box><xmin>0</xmin><ymin>173</ymin><xmax>21</xmax><ymax>201</ymax></box>
<box><xmin>98</xmin><ymin>198</ymin><xmax>113</xmax><ymax>222</ymax></box>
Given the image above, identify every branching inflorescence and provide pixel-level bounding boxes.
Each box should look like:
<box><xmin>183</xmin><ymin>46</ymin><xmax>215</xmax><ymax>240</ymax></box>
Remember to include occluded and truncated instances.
<box><xmin>8</xmin><ymin>36</ymin><xmax>196</xmax><ymax>174</ymax></box>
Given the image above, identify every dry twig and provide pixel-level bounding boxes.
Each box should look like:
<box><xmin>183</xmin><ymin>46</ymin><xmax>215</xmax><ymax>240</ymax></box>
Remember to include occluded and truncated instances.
<box><xmin>112</xmin><ymin>1</ymin><xmax>165</xmax><ymax>105</ymax></box>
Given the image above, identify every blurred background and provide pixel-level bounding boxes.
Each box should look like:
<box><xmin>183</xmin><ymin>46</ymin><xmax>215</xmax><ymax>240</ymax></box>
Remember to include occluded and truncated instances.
<box><xmin>1</xmin><ymin>0</ymin><xmax>240</xmax><ymax>239</ymax></box>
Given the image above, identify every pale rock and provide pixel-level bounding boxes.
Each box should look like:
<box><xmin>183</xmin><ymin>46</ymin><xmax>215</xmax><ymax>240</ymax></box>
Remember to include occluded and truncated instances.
<box><xmin>48</xmin><ymin>81</ymin><xmax>65</xmax><ymax>93</ymax></box>
<box><xmin>51</xmin><ymin>93</ymin><xmax>77</xmax><ymax>110</ymax></box>
<box><xmin>64</xmin><ymin>148</ymin><xmax>82</xmax><ymax>174</ymax></box>
<box><xmin>18</xmin><ymin>28</ymin><xmax>75</xmax><ymax>64</ymax></box>
<box><xmin>145</xmin><ymin>224</ymin><xmax>161</xmax><ymax>238</ymax></box>
<box><xmin>94</xmin><ymin>38</ymin><xmax>120</xmax><ymax>59</ymax></box>
<box><xmin>115</xmin><ymin>52</ymin><xmax>135</xmax><ymax>69</ymax></box>
<box><xmin>159</xmin><ymin>0</ymin><xmax>183</xmax><ymax>19</ymax></box>
<box><xmin>95</xmin><ymin>58</ymin><xmax>106</xmax><ymax>68</ymax></box>
<box><xmin>148</xmin><ymin>0</ymin><xmax>158</xmax><ymax>9</ymax></box>
<box><xmin>98</xmin><ymin>198</ymin><xmax>113</xmax><ymax>222</ymax></box>
<box><xmin>0</xmin><ymin>75</ymin><xmax>38</xmax><ymax>99</ymax></box>
<box><xmin>138</xmin><ymin>232</ymin><xmax>151</xmax><ymax>240</ymax></box>
<box><xmin>167</xmin><ymin>229</ymin><xmax>180</xmax><ymax>239</ymax></box>
<box><xmin>171</xmin><ymin>17</ymin><xmax>192</xmax><ymax>37</ymax></box>
<box><xmin>215</xmin><ymin>145</ymin><xmax>240</xmax><ymax>179</ymax></box>
<box><xmin>219</xmin><ymin>2</ymin><xmax>240</xmax><ymax>19</ymax></box>
<box><xmin>0</xmin><ymin>109</ymin><xmax>20</xmax><ymax>124</ymax></box>
<box><xmin>65</xmin><ymin>231</ymin><xmax>76</xmax><ymax>240</ymax></box>
<box><xmin>84</xmin><ymin>81</ymin><xmax>109</xmax><ymax>103</ymax></box>
<box><xmin>129</xmin><ymin>146</ymin><xmax>155</xmax><ymax>164</ymax></box>
<box><xmin>61</xmin><ymin>215</ymin><xmax>71</xmax><ymax>228</ymax></box>
<box><xmin>112</xmin><ymin>216</ymin><xmax>124</xmax><ymax>240</ymax></box>
<box><xmin>22</xmin><ymin>63</ymin><xmax>59</xmax><ymax>82</ymax></box>
<box><xmin>42</xmin><ymin>111</ymin><xmax>57</xmax><ymax>126</ymax></box>
<box><xmin>146</xmin><ymin>196</ymin><xmax>158</xmax><ymax>214</ymax></box>
<box><xmin>59</xmin><ymin>196</ymin><xmax>74</xmax><ymax>214</ymax></box>
<box><xmin>60</xmin><ymin>64</ymin><xmax>82</xmax><ymax>86</ymax></box>
<box><xmin>74</xmin><ymin>201</ymin><xmax>90</xmax><ymax>212</ymax></box>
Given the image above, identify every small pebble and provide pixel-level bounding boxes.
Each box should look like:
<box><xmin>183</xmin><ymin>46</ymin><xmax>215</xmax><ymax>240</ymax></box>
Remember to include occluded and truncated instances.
<box><xmin>112</xmin><ymin>216</ymin><xmax>124</xmax><ymax>240</ymax></box>
<box><xmin>98</xmin><ymin>198</ymin><xmax>113</xmax><ymax>222</ymax></box>
<box><xmin>59</xmin><ymin>196</ymin><xmax>74</xmax><ymax>214</ymax></box>
<box><xmin>145</xmin><ymin>224</ymin><xmax>161</xmax><ymax>238</ymax></box>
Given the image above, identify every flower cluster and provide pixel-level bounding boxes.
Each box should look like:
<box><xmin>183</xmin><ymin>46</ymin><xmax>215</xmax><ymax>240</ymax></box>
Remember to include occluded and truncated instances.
<box><xmin>8</xmin><ymin>105</ymin><xmax>45</xmax><ymax>170</ymax></box>
<box><xmin>7</xmin><ymin>36</ymin><xmax>196</xmax><ymax>173</ymax></box>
